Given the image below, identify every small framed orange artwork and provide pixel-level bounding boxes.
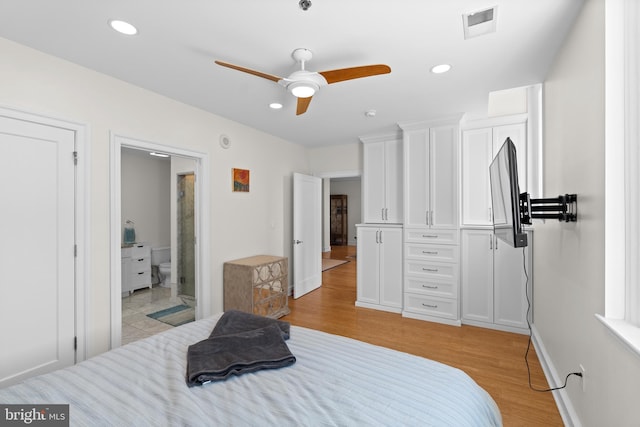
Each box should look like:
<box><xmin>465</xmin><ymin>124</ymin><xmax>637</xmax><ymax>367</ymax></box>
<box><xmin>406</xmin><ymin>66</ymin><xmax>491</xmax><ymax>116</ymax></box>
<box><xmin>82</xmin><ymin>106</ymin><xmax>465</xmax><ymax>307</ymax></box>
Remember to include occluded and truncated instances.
<box><xmin>232</xmin><ymin>168</ymin><xmax>250</xmax><ymax>192</ymax></box>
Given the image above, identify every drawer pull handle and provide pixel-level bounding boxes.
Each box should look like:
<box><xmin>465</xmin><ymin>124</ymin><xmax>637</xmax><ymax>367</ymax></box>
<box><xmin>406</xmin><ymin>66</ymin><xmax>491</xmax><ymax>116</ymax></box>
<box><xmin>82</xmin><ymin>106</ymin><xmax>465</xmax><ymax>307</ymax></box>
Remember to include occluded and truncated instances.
<box><xmin>138</xmin><ymin>258</ymin><xmax>144</xmax><ymax>261</ymax></box>
<box><xmin>422</xmin><ymin>268</ymin><xmax>438</xmax><ymax>272</ymax></box>
<box><xmin>423</xmin><ymin>234</ymin><xmax>438</xmax><ymax>238</ymax></box>
<box><xmin>422</xmin><ymin>251</ymin><xmax>438</xmax><ymax>255</ymax></box>
<box><xmin>422</xmin><ymin>303</ymin><xmax>438</xmax><ymax>309</ymax></box>
<box><xmin>422</xmin><ymin>285</ymin><xmax>438</xmax><ymax>289</ymax></box>
<box><xmin>137</xmin><ymin>272</ymin><xmax>144</xmax><ymax>275</ymax></box>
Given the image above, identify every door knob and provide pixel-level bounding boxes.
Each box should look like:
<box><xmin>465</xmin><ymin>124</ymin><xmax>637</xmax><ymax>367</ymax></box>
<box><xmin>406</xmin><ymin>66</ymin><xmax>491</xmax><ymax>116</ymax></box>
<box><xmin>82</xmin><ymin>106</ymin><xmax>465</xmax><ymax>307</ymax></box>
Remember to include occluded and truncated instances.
<box><xmin>294</xmin><ymin>240</ymin><xmax>303</xmax><ymax>244</ymax></box>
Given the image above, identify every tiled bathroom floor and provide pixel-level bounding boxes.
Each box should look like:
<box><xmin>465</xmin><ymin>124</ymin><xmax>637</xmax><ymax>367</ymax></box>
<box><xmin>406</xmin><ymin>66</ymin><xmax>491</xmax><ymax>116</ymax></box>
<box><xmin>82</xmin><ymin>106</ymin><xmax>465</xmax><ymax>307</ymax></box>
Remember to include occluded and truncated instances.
<box><xmin>121</xmin><ymin>286</ymin><xmax>178</xmax><ymax>345</ymax></box>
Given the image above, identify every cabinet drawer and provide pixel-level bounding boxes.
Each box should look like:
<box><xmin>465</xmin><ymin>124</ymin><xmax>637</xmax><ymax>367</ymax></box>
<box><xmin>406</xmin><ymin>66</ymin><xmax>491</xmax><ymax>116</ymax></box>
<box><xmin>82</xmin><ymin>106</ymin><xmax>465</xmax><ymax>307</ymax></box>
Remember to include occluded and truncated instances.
<box><xmin>254</xmin><ymin>293</ymin><xmax>288</xmax><ymax>318</ymax></box>
<box><xmin>129</xmin><ymin>257</ymin><xmax>150</xmax><ymax>274</ymax></box>
<box><xmin>405</xmin><ymin>243</ymin><xmax>459</xmax><ymax>263</ymax></box>
<box><xmin>405</xmin><ymin>229</ymin><xmax>459</xmax><ymax>245</ymax></box>
<box><xmin>404</xmin><ymin>293</ymin><xmax>458</xmax><ymax>319</ymax></box>
<box><xmin>130</xmin><ymin>244</ymin><xmax>150</xmax><ymax>258</ymax></box>
<box><xmin>405</xmin><ymin>260</ymin><xmax>458</xmax><ymax>281</ymax></box>
<box><xmin>129</xmin><ymin>270</ymin><xmax>151</xmax><ymax>287</ymax></box>
<box><xmin>405</xmin><ymin>276</ymin><xmax>458</xmax><ymax>298</ymax></box>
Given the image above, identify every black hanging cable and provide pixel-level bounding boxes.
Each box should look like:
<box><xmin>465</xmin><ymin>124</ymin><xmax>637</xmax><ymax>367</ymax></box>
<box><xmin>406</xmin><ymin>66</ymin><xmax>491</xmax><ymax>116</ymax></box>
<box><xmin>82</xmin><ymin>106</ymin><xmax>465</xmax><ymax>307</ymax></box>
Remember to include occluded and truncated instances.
<box><xmin>521</xmin><ymin>247</ymin><xmax>582</xmax><ymax>392</ymax></box>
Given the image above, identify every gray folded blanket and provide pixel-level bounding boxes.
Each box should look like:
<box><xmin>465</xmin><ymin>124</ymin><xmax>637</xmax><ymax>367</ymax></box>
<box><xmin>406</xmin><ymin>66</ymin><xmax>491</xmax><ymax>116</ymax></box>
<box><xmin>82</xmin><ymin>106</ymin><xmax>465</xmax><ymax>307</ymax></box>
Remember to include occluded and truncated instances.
<box><xmin>186</xmin><ymin>311</ymin><xmax>295</xmax><ymax>386</ymax></box>
<box><xmin>210</xmin><ymin>309</ymin><xmax>290</xmax><ymax>340</ymax></box>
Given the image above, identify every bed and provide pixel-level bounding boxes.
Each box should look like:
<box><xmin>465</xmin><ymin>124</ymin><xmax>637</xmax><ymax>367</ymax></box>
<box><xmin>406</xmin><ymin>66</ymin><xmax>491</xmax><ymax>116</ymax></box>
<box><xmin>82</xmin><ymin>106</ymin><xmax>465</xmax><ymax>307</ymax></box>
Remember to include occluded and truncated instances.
<box><xmin>0</xmin><ymin>313</ymin><xmax>501</xmax><ymax>426</ymax></box>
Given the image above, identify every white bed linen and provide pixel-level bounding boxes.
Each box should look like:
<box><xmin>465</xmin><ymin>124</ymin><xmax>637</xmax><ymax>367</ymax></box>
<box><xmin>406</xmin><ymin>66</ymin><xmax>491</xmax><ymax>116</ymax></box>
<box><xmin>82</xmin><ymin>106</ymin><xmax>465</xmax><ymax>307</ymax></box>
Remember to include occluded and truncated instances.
<box><xmin>0</xmin><ymin>314</ymin><xmax>502</xmax><ymax>426</ymax></box>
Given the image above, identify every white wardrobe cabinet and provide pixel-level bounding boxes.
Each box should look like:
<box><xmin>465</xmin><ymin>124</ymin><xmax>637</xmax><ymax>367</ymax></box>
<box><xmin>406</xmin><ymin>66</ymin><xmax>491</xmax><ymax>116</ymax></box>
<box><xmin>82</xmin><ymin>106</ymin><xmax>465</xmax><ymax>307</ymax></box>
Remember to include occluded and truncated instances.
<box><xmin>361</xmin><ymin>134</ymin><xmax>403</xmax><ymax>223</ymax></box>
<box><xmin>356</xmin><ymin>224</ymin><xmax>403</xmax><ymax>313</ymax></box>
<box><xmin>461</xmin><ymin>229</ymin><xmax>532</xmax><ymax>334</ymax></box>
<box><xmin>399</xmin><ymin>118</ymin><xmax>462</xmax><ymax>326</ymax></box>
<box><xmin>401</xmin><ymin>124</ymin><xmax>458</xmax><ymax>229</ymax></box>
<box><xmin>461</xmin><ymin>120</ymin><xmax>527</xmax><ymax>227</ymax></box>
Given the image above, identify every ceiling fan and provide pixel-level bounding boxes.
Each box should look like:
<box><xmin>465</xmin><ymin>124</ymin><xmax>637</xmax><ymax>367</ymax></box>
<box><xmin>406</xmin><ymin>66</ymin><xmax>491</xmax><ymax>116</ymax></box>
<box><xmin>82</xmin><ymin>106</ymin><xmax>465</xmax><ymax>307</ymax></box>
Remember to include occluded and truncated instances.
<box><xmin>215</xmin><ymin>48</ymin><xmax>391</xmax><ymax>115</ymax></box>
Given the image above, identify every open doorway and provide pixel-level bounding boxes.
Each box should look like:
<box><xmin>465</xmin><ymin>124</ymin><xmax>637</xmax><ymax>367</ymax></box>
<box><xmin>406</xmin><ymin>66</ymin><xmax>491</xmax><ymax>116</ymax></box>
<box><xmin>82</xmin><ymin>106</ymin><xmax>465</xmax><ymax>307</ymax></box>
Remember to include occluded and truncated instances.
<box><xmin>320</xmin><ymin>173</ymin><xmax>361</xmax><ymax>275</ymax></box>
<box><xmin>110</xmin><ymin>135</ymin><xmax>211</xmax><ymax>349</ymax></box>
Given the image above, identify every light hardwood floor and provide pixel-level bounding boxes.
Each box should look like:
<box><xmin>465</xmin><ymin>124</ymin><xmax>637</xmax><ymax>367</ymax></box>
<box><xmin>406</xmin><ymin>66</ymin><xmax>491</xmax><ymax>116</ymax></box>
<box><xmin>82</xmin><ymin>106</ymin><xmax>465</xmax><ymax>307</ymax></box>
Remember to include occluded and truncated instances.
<box><xmin>282</xmin><ymin>245</ymin><xmax>563</xmax><ymax>427</ymax></box>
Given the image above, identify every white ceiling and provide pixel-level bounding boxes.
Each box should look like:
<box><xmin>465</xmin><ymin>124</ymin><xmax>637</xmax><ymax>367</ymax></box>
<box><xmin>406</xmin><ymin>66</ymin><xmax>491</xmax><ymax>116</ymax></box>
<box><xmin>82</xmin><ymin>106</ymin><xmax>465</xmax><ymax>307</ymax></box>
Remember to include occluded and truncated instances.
<box><xmin>0</xmin><ymin>0</ymin><xmax>583</xmax><ymax>147</ymax></box>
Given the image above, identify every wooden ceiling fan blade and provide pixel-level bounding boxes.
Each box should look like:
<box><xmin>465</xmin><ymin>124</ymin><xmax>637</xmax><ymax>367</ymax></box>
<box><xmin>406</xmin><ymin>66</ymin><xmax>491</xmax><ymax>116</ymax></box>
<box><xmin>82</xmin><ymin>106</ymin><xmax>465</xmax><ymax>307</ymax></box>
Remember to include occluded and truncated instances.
<box><xmin>296</xmin><ymin>97</ymin><xmax>313</xmax><ymax>115</ymax></box>
<box><xmin>214</xmin><ymin>60</ymin><xmax>281</xmax><ymax>83</ymax></box>
<box><xmin>319</xmin><ymin>65</ymin><xmax>391</xmax><ymax>84</ymax></box>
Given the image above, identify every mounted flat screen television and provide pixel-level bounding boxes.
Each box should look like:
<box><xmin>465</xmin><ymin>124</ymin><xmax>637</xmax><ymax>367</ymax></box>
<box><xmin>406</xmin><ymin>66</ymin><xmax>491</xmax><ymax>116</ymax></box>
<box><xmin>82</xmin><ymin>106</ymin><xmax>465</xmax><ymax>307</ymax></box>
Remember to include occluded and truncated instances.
<box><xmin>489</xmin><ymin>137</ymin><xmax>528</xmax><ymax>248</ymax></box>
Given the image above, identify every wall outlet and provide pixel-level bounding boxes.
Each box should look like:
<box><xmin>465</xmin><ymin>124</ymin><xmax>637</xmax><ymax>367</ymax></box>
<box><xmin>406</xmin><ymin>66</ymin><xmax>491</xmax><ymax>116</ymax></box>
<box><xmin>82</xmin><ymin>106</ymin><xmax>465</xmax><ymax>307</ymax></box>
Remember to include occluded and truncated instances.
<box><xmin>579</xmin><ymin>364</ymin><xmax>586</xmax><ymax>392</ymax></box>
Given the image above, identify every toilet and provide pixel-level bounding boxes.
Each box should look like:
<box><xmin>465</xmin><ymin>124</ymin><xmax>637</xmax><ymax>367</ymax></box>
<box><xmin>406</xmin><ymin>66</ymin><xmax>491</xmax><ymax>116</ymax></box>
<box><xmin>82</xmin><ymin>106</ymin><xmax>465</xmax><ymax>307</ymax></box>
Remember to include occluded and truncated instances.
<box><xmin>151</xmin><ymin>247</ymin><xmax>171</xmax><ymax>287</ymax></box>
<box><xmin>159</xmin><ymin>262</ymin><xmax>172</xmax><ymax>287</ymax></box>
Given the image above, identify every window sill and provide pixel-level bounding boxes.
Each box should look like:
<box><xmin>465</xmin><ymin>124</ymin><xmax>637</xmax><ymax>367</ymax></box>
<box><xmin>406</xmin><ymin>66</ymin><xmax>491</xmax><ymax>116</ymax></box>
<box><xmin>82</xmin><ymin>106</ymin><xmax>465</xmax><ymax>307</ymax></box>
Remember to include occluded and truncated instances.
<box><xmin>596</xmin><ymin>314</ymin><xmax>640</xmax><ymax>358</ymax></box>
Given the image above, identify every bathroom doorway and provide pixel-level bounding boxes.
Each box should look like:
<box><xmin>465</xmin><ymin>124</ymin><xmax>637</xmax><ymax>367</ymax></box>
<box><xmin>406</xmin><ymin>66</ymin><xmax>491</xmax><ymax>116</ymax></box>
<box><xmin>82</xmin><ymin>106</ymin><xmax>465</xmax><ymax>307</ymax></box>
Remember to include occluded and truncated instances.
<box><xmin>111</xmin><ymin>134</ymin><xmax>211</xmax><ymax>349</ymax></box>
<box><xmin>177</xmin><ymin>172</ymin><xmax>196</xmax><ymax>304</ymax></box>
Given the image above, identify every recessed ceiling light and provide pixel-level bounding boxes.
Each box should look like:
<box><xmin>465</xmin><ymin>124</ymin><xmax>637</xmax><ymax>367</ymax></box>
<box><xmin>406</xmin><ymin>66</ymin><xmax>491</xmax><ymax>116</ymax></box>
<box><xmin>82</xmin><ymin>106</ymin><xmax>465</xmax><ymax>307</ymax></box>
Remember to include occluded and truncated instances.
<box><xmin>269</xmin><ymin>102</ymin><xmax>283</xmax><ymax>110</ymax></box>
<box><xmin>431</xmin><ymin>64</ymin><xmax>452</xmax><ymax>74</ymax></box>
<box><xmin>109</xmin><ymin>20</ymin><xmax>138</xmax><ymax>36</ymax></box>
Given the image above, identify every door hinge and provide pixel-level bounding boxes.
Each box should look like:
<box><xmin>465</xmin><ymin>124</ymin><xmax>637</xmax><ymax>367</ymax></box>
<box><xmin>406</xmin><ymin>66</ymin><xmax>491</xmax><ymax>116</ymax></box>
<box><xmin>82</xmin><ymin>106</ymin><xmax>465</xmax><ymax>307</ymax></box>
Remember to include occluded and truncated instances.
<box><xmin>74</xmin><ymin>336</ymin><xmax>77</xmax><ymax>350</ymax></box>
<box><xmin>73</xmin><ymin>151</ymin><xmax>78</xmax><ymax>165</ymax></box>
<box><xmin>74</xmin><ymin>244</ymin><xmax>78</xmax><ymax>257</ymax></box>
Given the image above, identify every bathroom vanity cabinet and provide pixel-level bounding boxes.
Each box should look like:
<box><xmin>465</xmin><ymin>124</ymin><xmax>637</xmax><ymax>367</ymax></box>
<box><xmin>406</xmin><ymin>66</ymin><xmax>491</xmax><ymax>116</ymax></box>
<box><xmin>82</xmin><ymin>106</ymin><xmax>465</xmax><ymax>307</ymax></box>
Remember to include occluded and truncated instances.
<box><xmin>121</xmin><ymin>243</ymin><xmax>152</xmax><ymax>294</ymax></box>
<box><xmin>223</xmin><ymin>255</ymin><xmax>290</xmax><ymax>319</ymax></box>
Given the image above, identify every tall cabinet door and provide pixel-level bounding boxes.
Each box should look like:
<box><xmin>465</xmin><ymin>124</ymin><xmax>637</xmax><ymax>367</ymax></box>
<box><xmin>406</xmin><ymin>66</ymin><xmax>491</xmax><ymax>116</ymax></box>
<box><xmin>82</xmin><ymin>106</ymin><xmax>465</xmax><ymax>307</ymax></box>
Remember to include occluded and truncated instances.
<box><xmin>356</xmin><ymin>226</ymin><xmax>381</xmax><ymax>305</ymax></box>
<box><xmin>462</xmin><ymin>121</ymin><xmax>527</xmax><ymax>227</ymax></box>
<box><xmin>363</xmin><ymin>141</ymin><xmax>386</xmax><ymax>223</ymax></box>
<box><xmin>403</xmin><ymin>129</ymin><xmax>430</xmax><ymax>228</ymax></box>
<box><xmin>384</xmin><ymin>139</ymin><xmax>403</xmax><ymax>223</ymax></box>
<box><xmin>494</xmin><ymin>234</ymin><xmax>532</xmax><ymax>329</ymax></box>
<box><xmin>379</xmin><ymin>227</ymin><xmax>403</xmax><ymax>308</ymax></box>
<box><xmin>362</xmin><ymin>138</ymin><xmax>403</xmax><ymax>223</ymax></box>
<box><xmin>461</xmin><ymin>229</ymin><xmax>494</xmax><ymax>323</ymax></box>
<box><xmin>461</xmin><ymin>128</ymin><xmax>493</xmax><ymax>226</ymax></box>
<box><xmin>429</xmin><ymin>126</ymin><xmax>458</xmax><ymax>228</ymax></box>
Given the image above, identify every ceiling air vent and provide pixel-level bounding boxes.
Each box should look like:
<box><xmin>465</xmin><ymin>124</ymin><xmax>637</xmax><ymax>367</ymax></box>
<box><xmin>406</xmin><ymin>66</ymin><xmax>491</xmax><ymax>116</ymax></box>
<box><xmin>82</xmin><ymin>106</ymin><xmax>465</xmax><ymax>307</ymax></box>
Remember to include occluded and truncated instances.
<box><xmin>463</xmin><ymin>6</ymin><xmax>497</xmax><ymax>39</ymax></box>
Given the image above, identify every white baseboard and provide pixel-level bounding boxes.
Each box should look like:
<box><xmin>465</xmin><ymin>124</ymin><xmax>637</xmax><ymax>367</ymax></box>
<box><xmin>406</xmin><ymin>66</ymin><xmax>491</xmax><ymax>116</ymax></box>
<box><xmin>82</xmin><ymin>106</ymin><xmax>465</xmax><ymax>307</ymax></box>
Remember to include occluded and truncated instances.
<box><xmin>530</xmin><ymin>324</ymin><xmax>583</xmax><ymax>427</ymax></box>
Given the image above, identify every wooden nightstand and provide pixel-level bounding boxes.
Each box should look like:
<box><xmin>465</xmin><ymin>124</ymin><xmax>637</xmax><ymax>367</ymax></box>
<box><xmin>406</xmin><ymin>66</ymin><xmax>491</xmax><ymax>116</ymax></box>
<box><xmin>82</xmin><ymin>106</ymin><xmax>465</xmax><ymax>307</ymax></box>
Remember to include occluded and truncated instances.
<box><xmin>223</xmin><ymin>255</ymin><xmax>290</xmax><ymax>318</ymax></box>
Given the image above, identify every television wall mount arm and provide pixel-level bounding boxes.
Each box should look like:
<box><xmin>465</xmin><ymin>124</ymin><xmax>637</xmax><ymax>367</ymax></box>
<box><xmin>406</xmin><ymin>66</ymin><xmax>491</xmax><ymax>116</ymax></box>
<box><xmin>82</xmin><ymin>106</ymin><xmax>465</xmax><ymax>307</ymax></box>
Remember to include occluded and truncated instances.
<box><xmin>520</xmin><ymin>193</ymin><xmax>577</xmax><ymax>224</ymax></box>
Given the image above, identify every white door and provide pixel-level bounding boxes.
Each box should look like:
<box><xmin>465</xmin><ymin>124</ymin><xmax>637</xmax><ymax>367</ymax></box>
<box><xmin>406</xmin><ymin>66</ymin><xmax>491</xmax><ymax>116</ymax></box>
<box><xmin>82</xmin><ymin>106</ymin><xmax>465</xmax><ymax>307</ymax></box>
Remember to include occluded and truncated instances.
<box><xmin>356</xmin><ymin>226</ymin><xmax>380</xmax><ymax>305</ymax></box>
<box><xmin>429</xmin><ymin>125</ymin><xmax>458</xmax><ymax>228</ymax></box>
<box><xmin>461</xmin><ymin>229</ymin><xmax>494</xmax><ymax>324</ymax></box>
<box><xmin>461</xmin><ymin>128</ymin><xmax>493</xmax><ymax>226</ymax></box>
<box><xmin>0</xmin><ymin>114</ymin><xmax>76</xmax><ymax>387</ymax></box>
<box><xmin>494</xmin><ymin>233</ymin><xmax>531</xmax><ymax>329</ymax></box>
<box><xmin>379</xmin><ymin>227</ymin><xmax>403</xmax><ymax>308</ymax></box>
<box><xmin>362</xmin><ymin>141</ymin><xmax>386</xmax><ymax>223</ymax></box>
<box><xmin>293</xmin><ymin>173</ymin><xmax>322</xmax><ymax>298</ymax></box>
<box><xmin>404</xmin><ymin>129</ymin><xmax>430</xmax><ymax>228</ymax></box>
<box><xmin>383</xmin><ymin>139</ymin><xmax>403</xmax><ymax>223</ymax></box>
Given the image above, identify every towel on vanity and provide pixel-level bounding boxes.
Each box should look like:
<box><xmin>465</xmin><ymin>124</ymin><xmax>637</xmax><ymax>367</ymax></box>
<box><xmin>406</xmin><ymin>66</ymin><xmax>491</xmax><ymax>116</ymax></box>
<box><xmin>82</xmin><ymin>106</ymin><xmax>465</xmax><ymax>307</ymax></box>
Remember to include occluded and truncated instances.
<box><xmin>186</xmin><ymin>311</ymin><xmax>295</xmax><ymax>386</ymax></box>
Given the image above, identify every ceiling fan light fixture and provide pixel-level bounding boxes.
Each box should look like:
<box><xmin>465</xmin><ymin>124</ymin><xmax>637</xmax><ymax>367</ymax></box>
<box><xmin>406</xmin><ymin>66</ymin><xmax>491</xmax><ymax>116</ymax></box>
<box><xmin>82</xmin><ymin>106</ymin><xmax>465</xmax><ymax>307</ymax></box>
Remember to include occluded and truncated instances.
<box><xmin>289</xmin><ymin>81</ymin><xmax>318</xmax><ymax>98</ymax></box>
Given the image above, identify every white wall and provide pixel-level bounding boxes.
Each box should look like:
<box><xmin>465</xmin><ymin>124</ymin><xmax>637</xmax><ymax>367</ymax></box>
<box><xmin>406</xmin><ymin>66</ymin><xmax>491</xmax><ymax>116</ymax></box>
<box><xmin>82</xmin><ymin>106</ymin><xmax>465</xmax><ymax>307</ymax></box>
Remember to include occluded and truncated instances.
<box><xmin>308</xmin><ymin>142</ymin><xmax>362</xmax><ymax>174</ymax></box>
<box><xmin>121</xmin><ymin>148</ymin><xmax>171</xmax><ymax>248</ymax></box>
<box><xmin>0</xmin><ymin>37</ymin><xmax>309</xmax><ymax>357</ymax></box>
<box><xmin>538</xmin><ymin>0</ymin><xmax>640</xmax><ymax>425</ymax></box>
